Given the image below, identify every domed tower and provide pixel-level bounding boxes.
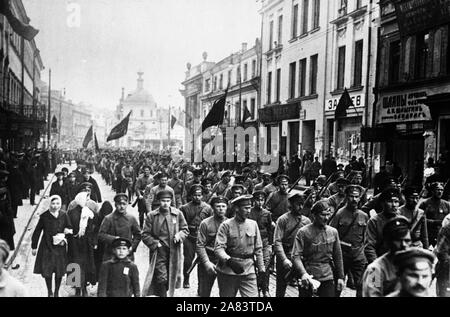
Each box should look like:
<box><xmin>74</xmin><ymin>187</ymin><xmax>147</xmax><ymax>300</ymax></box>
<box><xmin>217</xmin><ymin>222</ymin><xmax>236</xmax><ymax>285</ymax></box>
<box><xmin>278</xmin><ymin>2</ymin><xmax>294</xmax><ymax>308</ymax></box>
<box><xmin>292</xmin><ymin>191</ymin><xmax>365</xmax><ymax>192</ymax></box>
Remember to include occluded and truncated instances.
<box><xmin>119</xmin><ymin>72</ymin><xmax>159</xmax><ymax>148</ymax></box>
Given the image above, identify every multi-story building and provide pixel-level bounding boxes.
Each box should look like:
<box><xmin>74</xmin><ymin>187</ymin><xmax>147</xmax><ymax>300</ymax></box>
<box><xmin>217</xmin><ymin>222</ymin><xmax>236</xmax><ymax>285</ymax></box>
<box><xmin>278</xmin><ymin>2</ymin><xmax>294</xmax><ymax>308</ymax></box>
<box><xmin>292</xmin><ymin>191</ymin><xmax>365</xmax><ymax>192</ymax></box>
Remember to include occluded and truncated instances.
<box><xmin>180</xmin><ymin>53</ymin><xmax>215</xmax><ymax>153</ymax></box>
<box><xmin>72</xmin><ymin>102</ymin><xmax>93</xmax><ymax>148</ymax></box>
<box><xmin>0</xmin><ymin>0</ymin><xmax>45</xmax><ymax>150</ymax></box>
<box><xmin>259</xmin><ymin>0</ymin><xmax>329</xmax><ymax>159</ymax></box>
<box><xmin>324</xmin><ymin>0</ymin><xmax>379</xmax><ymax>164</ymax></box>
<box><xmin>371</xmin><ymin>0</ymin><xmax>450</xmax><ymax>186</ymax></box>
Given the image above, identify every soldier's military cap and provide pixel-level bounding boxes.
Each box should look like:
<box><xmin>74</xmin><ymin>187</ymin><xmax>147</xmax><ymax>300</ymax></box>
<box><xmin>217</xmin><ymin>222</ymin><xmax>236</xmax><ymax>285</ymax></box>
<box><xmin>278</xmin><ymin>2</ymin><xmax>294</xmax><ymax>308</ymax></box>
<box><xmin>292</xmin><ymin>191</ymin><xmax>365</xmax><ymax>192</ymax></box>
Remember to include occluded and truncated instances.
<box><xmin>345</xmin><ymin>185</ymin><xmax>362</xmax><ymax>196</ymax></box>
<box><xmin>156</xmin><ymin>190</ymin><xmax>173</xmax><ymax>200</ymax></box>
<box><xmin>276</xmin><ymin>174</ymin><xmax>290</xmax><ymax>183</ymax></box>
<box><xmin>380</xmin><ymin>187</ymin><xmax>402</xmax><ymax>202</ymax></box>
<box><xmin>61</xmin><ymin>167</ymin><xmax>69</xmax><ymax>173</ymax></box>
<box><xmin>142</xmin><ymin>165</ymin><xmax>151</xmax><ymax>170</ymax></box>
<box><xmin>111</xmin><ymin>237</ymin><xmax>132</xmax><ymax>249</ymax></box>
<box><xmin>252</xmin><ymin>190</ymin><xmax>267</xmax><ymax>200</ymax></box>
<box><xmin>231</xmin><ymin>194</ymin><xmax>253</xmax><ymax>206</ymax></box>
<box><xmin>337</xmin><ymin>163</ymin><xmax>345</xmax><ymax>168</ymax></box>
<box><xmin>262</xmin><ymin>172</ymin><xmax>272</xmax><ymax>177</ymax></box>
<box><xmin>0</xmin><ymin>170</ymin><xmax>10</xmax><ymax>177</ymax></box>
<box><xmin>335</xmin><ymin>177</ymin><xmax>351</xmax><ymax>186</ymax></box>
<box><xmin>311</xmin><ymin>199</ymin><xmax>331</xmax><ymax>214</ymax></box>
<box><xmin>55</xmin><ymin>171</ymin><xmax>64</xmax><ymax>177</ymax></box>
<box><xmin>288</xmin><ymin>192</ymin><xmax>306</xmax><ymax>203</ymax></box>
<box><xmin>382</xmin><ymin>216</ymin><xmax>410</xmax><ymax>240</ymax></box>
<box><xmin>403</xmin><ymin>186</ymin><xmax>420</xmax><ymax>198</ymax></box>
<box><xmin>315</xmin><ymin>175</ymin><xmax>327</xmax><ymax>184</ymax></box>
<box><xmin>68</xmin><ymin>172</ymin><xmax>76</xmax><ymax>178</ymax></box>
<box><xmin>210</xmin><ymin>196</ymin><xmax>228</xmax><ymax>206</ymax></box>
<box><xmin>231</xmin><ymin>184</ymin><xmax>245</xmax><ymax>192</ymax></box>
<box><xmin>190</xmin><ymin>184</ymin><xmax>204</xmax><ymax>195</ymax></box>
<box><xmin>79</xmin><ymin>182</ymin><xmax>93</xmax><ymax>192</ymax></box>
<box><xmin>114</xmin><ymin>193</ymin><xmax>129</xmax><ymax>203</ymax></box>
<box><xmin>393</xmin><ymin>247</ymin><xmax>436</xmax><ymax>270</ymax></box>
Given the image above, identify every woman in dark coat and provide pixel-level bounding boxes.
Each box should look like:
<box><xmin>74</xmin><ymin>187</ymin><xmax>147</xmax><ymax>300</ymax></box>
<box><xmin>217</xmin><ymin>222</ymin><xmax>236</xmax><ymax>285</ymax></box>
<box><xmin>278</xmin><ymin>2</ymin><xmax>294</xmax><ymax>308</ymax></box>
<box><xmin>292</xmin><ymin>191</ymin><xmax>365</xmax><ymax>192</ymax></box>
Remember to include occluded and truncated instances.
<box><xmin>31</xmin><ymin>195</ymin><xmax>71</xmax><ymax>297</ymax></box>
<box><xmin>66</xmin><ymin>191</ymin><xmax>98</xmax><ymax>296</ymax></box>
<box><xmin>7</xmin><ymin>161</ymin><xmax>24</xmax><ymax>218</ymax></box>
<box><xmin>94</xmin><ymin>201</ymin><xmax>114</xmax><ymax>278</ymax></box>
<box><xmin>0</xmin><ymin>184</ymin><xmax>16</xmax><ymax>250</ymax></box>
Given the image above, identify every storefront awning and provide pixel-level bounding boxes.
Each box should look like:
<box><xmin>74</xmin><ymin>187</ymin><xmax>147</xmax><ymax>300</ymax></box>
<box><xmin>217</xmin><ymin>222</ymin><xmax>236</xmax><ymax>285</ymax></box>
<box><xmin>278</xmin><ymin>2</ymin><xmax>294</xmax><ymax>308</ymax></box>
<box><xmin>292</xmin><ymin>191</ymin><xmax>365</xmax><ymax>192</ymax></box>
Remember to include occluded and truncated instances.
<box><xmin>258</xmin><ymin>103</ymin><xmax>301</xmax><ymax>124</ymax></box>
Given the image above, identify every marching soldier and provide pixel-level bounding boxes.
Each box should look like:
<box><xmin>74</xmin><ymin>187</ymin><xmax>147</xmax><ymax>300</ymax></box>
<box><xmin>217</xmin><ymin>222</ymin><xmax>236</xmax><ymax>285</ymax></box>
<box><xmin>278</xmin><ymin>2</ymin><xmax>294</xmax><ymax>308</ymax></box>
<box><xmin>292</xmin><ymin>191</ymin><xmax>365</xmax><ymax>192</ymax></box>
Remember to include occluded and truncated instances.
<box><xmin>214</xmin><ymin>195</ymin><xmax>266</xmax><ymax>297</ymax></box>
<box><xmin>196</xmin><ymin>196</ymin><xmax>228</xmax><ymax>297</ymax></box>
<box><xmin>225</xmin><ymin>184</ymin><xmax>245</xmax><ymax>218</ymax></box>
<box><xmin>144</xmin><ymin>172</ymin><xmax>175</xmax><ymax>211</ymax></box>
<box><xmin>292</xmin><ymin>200</ymin><xmax>345</xmax><ymax>297</ymax></box>
<box><xmin>362</xmin><ymin>217</ymin><xmax>412</xmax><ymax>297</ymax></box>
<box><xmin>262</xmin><ymin>173</ymin><xmax>278</xmax><ymax>196</ymax></box>
<box><xmin>206</xmin><ymin>163</ymin><xmax>221</xmax><ymax>185</ymax></box>
<box><xmin>327</xmin><ymin>177</ymin><xmax>350</xmax><ymax>216</ymax></box>
<box><xmin>273</xmin><ymin>192</ymin><xmax>311</xmax><ymax>297</ymax></box>
<box><xmin>254</xmin><ymin>172</ymin><xmax>272</xmax><ymax>193</ymax></box>
<box><xmin>386</xmin><ymin>248</ymin><xmax>436</xmax><ymax>297</ymax></box>
<box><xmin>364</xmin><ymin>187</ymin><xmax>402</xmax><ymax>264</ymax></box>
<box><xmin>201</xmin><ymin>178</ymin><xmax>214</xmax><ymax>204</ymax></box>
<box><xmin>141</xmin><ymin>190</ymin><xmax>189</xmax><ymax>297</ymax></box>
<box><xmin>248</xmin><ymin>190</ymin><xmax>273</xmax><ymax>296</ymax></box>
<box><xmin>134</xmin><ymin>165</ymin><xmax>154</xmax><ymax>228</ymax></box>
<box><xmin>399</xmin><ymin>186</ymin><xmax>429</xmax><ymax>249</ymax></box>
<box><xmin>419</xmin><ymin>182</ymin><xmax>450</xmax><ymax>246</ymax></box>
<box><xmin>330</xmin><ymin>185</ymin><xmax>369</xmax><ymax>297</ymax></box>
<box><xmin>266</xmin><ymin>175</ymin><xmax>290</xmax><ymax>223</ymax></box>
<box><xmin>168</xmin><ymin>165</ymin><xmax>184</xmax><ymax>208</ymax></box>
<box><xmin>185</xmin><ymin>169</ymin><xmax>203</xmax><ymax>202</ymax></box>
<box><xmin>98</xmin><ymin>194</ymin><xmax>142</xmax><ymax>261</ymax></box>
<box><xmin>212</xmin><ymin>171</ymin><xmax>232</xmax><ymax>197</ymax></box>
<box><xmin>180</xmin><ymin>184</ymin><xmax>213</xmax><ymax>289</ymax></box>
<box><xmin>434</xmin><ymin>220</ymin><xmax>450</xmax><ymax>297</ymax></box>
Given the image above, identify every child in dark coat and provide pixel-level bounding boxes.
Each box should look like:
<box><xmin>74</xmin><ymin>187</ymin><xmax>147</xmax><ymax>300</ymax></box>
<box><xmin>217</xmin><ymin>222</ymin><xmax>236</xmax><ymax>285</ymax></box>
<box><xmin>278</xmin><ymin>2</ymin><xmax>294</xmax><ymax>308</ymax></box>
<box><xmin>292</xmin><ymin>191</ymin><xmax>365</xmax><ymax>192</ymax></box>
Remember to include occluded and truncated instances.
<box><xmin>97</xmin><ymin>237</ymin><xmax>140</xmax><ymax>297</ymax></box>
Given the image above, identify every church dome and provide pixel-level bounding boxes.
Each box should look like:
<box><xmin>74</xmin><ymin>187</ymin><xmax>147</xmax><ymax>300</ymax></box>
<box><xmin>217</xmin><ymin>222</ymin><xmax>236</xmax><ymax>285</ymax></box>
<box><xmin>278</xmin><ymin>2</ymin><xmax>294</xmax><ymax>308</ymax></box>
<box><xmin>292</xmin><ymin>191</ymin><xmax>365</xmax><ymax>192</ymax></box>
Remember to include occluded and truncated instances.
<box><xmin>124</xmin><ymin>72</ymin><xmax>156</xmax><ymax>105</ymax></box>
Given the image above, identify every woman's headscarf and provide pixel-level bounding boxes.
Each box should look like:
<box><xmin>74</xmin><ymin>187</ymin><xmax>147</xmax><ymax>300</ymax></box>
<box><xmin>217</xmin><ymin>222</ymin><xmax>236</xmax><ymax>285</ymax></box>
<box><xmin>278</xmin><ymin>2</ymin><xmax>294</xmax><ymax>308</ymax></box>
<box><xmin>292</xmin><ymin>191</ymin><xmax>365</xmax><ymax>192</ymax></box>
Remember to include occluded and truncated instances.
<box><xmin>49</xmin><ymin>195</ymin><xmax>62</xmax><ymax>212</ymax></box>
<box><xmin>74</xmin><ymin>192</ymin><xmax>94</xmax><ymax>238</ymax></box>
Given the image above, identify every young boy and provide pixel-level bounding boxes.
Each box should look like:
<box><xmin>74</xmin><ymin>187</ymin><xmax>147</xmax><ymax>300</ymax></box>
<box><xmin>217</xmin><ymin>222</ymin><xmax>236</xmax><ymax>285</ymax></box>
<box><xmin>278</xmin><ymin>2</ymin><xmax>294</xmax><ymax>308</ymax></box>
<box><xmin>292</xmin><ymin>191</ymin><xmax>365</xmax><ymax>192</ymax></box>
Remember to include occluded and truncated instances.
<box><xmin>97</xmin><ymin>237</ymin><xmax>140</xmax><ymax>297</ymax></box>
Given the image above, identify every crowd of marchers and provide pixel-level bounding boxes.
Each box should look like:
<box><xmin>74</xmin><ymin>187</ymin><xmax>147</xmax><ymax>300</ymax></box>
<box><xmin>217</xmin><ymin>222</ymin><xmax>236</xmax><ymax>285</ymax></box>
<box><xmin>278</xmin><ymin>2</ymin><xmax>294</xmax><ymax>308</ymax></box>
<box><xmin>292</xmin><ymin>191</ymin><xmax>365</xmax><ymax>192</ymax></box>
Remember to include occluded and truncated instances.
<box><xmin>0</xmin><ymin>147</ymin><xmax>449</xmax><ymax>298</ymax></box>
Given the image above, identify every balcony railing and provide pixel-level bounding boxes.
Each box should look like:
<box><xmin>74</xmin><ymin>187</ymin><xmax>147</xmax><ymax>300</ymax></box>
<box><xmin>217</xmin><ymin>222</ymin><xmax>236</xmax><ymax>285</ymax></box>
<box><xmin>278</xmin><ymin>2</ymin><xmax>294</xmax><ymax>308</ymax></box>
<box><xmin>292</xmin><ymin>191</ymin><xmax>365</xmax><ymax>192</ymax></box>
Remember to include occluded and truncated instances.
<box><xmin>2</xmin><ymin>103</ymin><xmax>47</xmax><ymax>121</ymax></box>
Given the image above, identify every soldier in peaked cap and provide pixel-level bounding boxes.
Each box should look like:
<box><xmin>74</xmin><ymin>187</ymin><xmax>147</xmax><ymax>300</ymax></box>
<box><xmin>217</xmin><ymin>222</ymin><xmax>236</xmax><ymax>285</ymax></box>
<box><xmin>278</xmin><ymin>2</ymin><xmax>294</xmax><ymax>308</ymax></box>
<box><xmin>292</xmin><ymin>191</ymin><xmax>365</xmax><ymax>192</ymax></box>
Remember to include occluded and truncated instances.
<box><xmin>180</xmin><ymin>184</ymin><xmax>213</xmax><ymax>289</ymax></box>
<box><xmin>330</xmin><ymin>184</ymin><xmax>369</xmax><ymax>297</ymax></box>
<box><xmin>248</xmin><ymin>190</ymin><xmax>273</xmax><ymax>296</ymax></box>
<box><xmin>212</xmin><ymin>171</ymin><xmax>232</xmax><ymax>198</ymax></box>
<box><xmin>141</xmin><ymin>187</ymin><xmax>188</xmax><ymax>297</ymax></box>
<box><xmin>364</xmin><ymin>187</ymin><xmax>404</xmax><ymax>264</ymax></box>
<box><xmin>144</xmin><ymin>172</ymin><xmax>175</xmax><ymax>211</ymax></box>
<box><xmin>399</xmin><ymin>186</ymin><xmax>428</xmax><ymax>249</ymax></box>
<box><xmin>386</xmin><ymin>248</ymin><xmax>436</xmax><ymax>297</ymax></box>
<box><xmin>266</xmin><ymin>174</ymin><xmax>291</xmax><ymax>223</ymax></box>
<box><xmin>225</xmin><ymin>184</ymin><xmax>246</xmax><ymax>218</ymax></box>
<box><xmin>362</xmin><ymin>216</ymin><xmax>412</xmax><ymax>297</ymax></box>
<box><xmin>273</xmin><ymin>191</ymin><xmax>311</xmax><ymax>297</ymax></box>
<box><xmin>185</xmin><ymin>168</ymin><xmax>203</xmax><ymax>203</ymax></box>
<box><xmin>214</xmin><ymin>195</ymin><xmax>265</xmax><ymax>297</ymax></box>
<box><xmin>196</xmin><ymin>195</ymin><xmax>228</xmax><ymax>297</ymax></box>
<box><xmin>327</xmin><ymin>177</ymin><xmax>351</xmax><ymax>215</ymax></box>
<box><xmin>292</xmin><ymin>199</ymin><xmax>345</xmax><ymax>297</ymax></box>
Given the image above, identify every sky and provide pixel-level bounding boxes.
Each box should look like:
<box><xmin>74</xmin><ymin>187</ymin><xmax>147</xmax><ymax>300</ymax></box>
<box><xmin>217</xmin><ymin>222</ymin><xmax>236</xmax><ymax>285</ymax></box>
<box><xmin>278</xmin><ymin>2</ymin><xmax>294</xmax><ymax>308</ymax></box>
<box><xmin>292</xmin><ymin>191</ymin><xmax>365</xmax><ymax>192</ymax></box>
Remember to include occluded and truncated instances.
<box><xmin>23</xmin><ymin>0</ymin><xmax>261</xmax><ymax>111</ymax></box>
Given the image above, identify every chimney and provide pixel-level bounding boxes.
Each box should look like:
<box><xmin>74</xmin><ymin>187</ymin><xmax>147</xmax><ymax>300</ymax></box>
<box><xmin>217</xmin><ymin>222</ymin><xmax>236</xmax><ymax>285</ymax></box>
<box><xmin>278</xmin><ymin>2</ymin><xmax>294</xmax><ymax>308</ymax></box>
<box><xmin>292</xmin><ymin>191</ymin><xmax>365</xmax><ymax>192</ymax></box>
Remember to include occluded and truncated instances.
<box><xmin>241</xmin><ymin>42</ymin><xmax>248</xmax><ymax>52</ymax></box>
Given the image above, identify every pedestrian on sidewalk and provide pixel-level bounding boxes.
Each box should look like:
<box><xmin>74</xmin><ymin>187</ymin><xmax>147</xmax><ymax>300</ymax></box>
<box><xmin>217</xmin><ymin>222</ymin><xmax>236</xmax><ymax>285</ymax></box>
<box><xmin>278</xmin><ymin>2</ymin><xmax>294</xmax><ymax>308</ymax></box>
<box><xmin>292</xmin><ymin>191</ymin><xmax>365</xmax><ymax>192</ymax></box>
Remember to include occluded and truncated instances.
<box><xmin>97</xmin><ymin>237</ymin><xmax>140</xmax><ymax>297</ymax></box>
<box><xmin>31</xmin><ymin>195</ymin><xmax>72</xmax><ymax>297</ymax></box>
<box><xmin>0</xmin><ymin>239</ymin><xmax>27</xmax><ymax>297</ymax></box>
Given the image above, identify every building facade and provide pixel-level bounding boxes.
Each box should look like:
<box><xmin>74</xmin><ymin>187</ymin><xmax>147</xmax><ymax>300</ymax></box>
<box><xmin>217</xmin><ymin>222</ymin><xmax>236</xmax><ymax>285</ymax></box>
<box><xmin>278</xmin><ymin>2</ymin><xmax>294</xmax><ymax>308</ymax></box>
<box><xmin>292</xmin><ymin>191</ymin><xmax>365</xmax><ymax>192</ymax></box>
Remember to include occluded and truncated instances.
<box><xmin>372</xmin><ymin>0</ymin><xmax>450</xmax><ymax>186</ymax></box>
<box><xmin>324</xmin><ymin>0</ymin><xmax>379</xmax><ymax>165</ymax></box>
<box><xmin>0</xmin><ymin>1</ymin><xmax>45</xmax><ymax>151</ymax></box>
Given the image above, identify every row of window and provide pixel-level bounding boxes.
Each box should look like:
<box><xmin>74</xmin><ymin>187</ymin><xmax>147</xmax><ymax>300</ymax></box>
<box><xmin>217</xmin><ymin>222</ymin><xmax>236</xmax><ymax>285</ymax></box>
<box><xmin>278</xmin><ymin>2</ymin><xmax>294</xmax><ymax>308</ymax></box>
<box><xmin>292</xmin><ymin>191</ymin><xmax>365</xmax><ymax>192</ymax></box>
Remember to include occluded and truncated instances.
<box><xmin>203</xmin><ymin>98</ymin><xmax>257</xmax><ymax>121</ymax></box>
<box><xmin>205</xmin><ymin>59</ymin><xmax>258</xmax><ymax>93</ymax></box>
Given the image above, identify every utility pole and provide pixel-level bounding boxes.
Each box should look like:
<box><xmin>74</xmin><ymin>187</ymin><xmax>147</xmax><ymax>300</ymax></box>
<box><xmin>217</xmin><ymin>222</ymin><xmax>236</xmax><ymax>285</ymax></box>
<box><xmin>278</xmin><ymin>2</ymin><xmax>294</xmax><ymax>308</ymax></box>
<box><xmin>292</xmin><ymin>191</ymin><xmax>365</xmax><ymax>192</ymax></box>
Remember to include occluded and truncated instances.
<box><xmin>47</xmin><ymin>68</ymin><xmax>51</xmax><ymax>148</ymax></box>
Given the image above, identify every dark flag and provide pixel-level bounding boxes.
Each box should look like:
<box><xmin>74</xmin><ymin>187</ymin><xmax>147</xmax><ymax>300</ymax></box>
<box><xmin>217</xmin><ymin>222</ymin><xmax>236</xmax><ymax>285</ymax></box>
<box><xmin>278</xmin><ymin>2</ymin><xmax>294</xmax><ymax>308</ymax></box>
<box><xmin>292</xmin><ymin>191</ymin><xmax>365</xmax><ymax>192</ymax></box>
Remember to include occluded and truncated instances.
<box><xmin>171</xmin><ymin>115</ymin><xmax>177</xmax><ymax>129</ymax></box>
<box><xmin>0</xmin><ymin>0</ymin><xmax>39</xmax><ymax>41</ymax></box>
<box><xmin>335</xmin><ymin>88</ymin><xmax>354</xmax><ymax>119</ymax></box>
<box><xmin>197</xmin><ymin>90</ymin><xmax>227</xmax><ymax>136</ymax></box>
<box><xmin>243</xmin><ymin>104</ymin><xmax>252</xmax><ymax>122</ymax></box>
<box><xmin>94</xmin><ymin>133</ymin><xmax>100</xmax><ymax>152</ymax></box>
<box><xmin>107</xmin><ymin>111</ymin><xmax>132</xmax><ymax>142</ymax></box>
<box><xmin>82</xmin><ymin>126</ymin><xmax>93</xmax><ymax>148</ymax></box>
